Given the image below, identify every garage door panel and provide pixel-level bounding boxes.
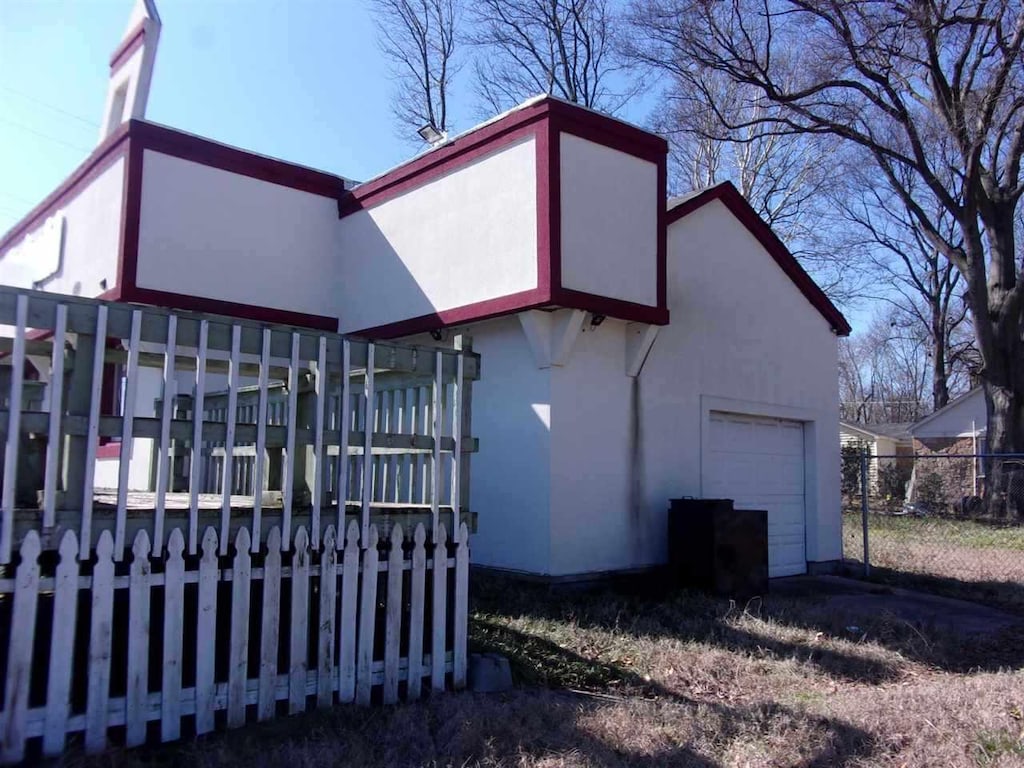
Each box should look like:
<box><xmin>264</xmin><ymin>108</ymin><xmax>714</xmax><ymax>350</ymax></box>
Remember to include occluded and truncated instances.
<box><xmin>705</xmin><ymin>412</ymin><xmax>807</xmax><ymax>578</ymax></box>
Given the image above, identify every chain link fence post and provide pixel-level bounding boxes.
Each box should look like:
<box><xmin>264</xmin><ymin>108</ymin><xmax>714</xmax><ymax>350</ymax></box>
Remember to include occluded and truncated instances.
<box><xmin>860</xmin><ymin>449</ymin><xmax>870</xmax><ymax>577</ymax></box>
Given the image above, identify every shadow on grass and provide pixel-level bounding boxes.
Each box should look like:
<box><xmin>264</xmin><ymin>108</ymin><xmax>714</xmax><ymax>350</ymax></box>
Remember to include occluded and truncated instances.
<box><xmin>470</xmin><ymin>571</ymin><xmax>1024</xmax><ymax>682</ymax></box>
<box><xmin>467</xmin><ymin>622</ymin><xmax>877</xmax><ymax>767</ymax></box>
<box><xmin>59</xmin><ymin>641</ymin><xmax>877</xmax><ymax>768</ymax></box>
<box><xmin>848</xmin><ymin>563</ymin><xmax>1024</xmax><ymax>617</ymax></box>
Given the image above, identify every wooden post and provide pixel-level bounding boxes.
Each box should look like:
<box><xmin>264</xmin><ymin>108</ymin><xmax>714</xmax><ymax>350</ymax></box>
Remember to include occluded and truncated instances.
<box><xmin>60</xmin><ymin>315</ymin><xmax>99</xmax><ymax>516</ymax></box>
<box><xmin>292</xmin><ymin>370</ymin><xmax>316</xmax><ymax>514</ymax></box>
<box><xmin>454</xmin><ymin>335</ymin><xmax>474</xmax><ymax>531</ymax></box>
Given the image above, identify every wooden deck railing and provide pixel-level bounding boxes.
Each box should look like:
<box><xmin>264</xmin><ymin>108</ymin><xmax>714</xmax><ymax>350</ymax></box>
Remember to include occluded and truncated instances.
<box><xmin>0</xmin><ymin>284</ymin><xmax>479</xmax><ymax>759</ymax></box>
<box><xmin>0</xmin><ymin>285</ymin><xmax>480</xmax><ymax>562</ymax></box>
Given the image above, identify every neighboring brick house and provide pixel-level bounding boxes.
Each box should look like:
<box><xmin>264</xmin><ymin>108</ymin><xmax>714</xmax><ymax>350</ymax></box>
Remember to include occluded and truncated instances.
<box><xmin>909</xmin><ymin>388</ymin><xmax>986</xmax><ymax>506</ymax></box>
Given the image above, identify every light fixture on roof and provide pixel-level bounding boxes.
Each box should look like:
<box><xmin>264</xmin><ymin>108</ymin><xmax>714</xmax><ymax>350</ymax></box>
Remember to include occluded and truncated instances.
<box><xmin>417</xmin><ymin>123</ymin><xmax>447</xmax><ymax>146</ymax></box>
<box><xmin>590</xmin><ymin>313</ymin><xmax>606</xmax><ymax>329</ymax></box>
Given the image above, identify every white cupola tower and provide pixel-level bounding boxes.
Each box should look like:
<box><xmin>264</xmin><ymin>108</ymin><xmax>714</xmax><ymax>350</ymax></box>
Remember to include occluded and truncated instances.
<box><xmin>98</xmin><ymin>0</ymin><xmax>161</xmax><ymax>142</ymax></box>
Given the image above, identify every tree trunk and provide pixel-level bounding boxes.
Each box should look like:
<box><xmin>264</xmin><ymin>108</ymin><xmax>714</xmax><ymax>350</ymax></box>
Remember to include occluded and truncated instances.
<box><xmin>982</xmin><ymin>380</ymin><xmax>1024</xmax><ymax>517</ymax></box>
<box><xmin>931</xmin><ymin>314</ymin><xmax>949</xmax><ymax>411</ymax></box>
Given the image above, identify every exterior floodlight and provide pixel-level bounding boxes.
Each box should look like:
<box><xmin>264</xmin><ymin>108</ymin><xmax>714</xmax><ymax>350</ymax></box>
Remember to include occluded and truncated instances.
<box><xmin>417</xmin><ymin>124</ymin><xmax>447</xmax><ymax>146</ymax></box>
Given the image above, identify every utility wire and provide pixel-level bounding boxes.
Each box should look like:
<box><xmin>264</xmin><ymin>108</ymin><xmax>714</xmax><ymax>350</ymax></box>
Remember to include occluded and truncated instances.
<box><xmin>0</xmin><ymin>84</ymin><xmax>100</xmax><ymax>128</ymax></box>
<box><xmin>0</xmin><ymin>190</ymin><xmax>35</xmax><ymax>206</ymax></box>
<box><xmin>0</xmin><ymin>115</ymin><xmax>92</xmax><ymax>154</ymax></box>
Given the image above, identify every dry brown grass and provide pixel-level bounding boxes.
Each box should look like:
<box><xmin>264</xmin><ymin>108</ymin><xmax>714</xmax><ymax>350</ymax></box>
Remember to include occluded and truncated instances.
<box><xmin>843</xmin><ymin>513</ymin><xmax>1024</xmax><ymax>613</ymax></box>
<box><xmin>61</xmin><ymin>575</ymin><xmax>1024</xmax><ymax>768</ymax></box>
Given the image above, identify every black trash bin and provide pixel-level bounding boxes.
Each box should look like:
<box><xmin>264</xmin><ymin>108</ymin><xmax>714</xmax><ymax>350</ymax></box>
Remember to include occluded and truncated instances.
<box><xmin>668</xmin><ymin>498</ymin><xmax>768</xmax><ymax>597</ymax></box>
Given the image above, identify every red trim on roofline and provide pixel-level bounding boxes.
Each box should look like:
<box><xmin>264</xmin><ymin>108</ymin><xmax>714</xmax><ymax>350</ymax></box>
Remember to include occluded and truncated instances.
<box><xmin>338</xmin><ymin>105</ymin><xmax>549</xmax><ymax>217</ymax></box>
<box><xmin>103</xmin><ymin>285</ymin><xmax>339</xmax><ymax>332</ymax></box>
<box><xmin>338</xmin><ymin>97</ymin><xmax>667</xmax><ymax>216</ymax></box>
<box><xmin>4</xmin><ymin>101</ymin><xmax>669</xmax><ymax>337</ymax></box>
<box><xmin>113</xmin><ymin>120</ymin><xmax>343</xmax><ymax>330</ymax></box>
<box><xmin>351</xmin><ymin>288</ymin><xmax>670</xmax><ymax>340</ymax></box>
<box><xmin>0</xmin><ymin>124</ymin><xmax>131</xmax><ymax>255</ymax></box>
<box><xmin>352</xmin><ymin>289</ymin><xmax>553</xmax><ymax>339</ymax></box>
<box><xmin>340</xmin><ymin>96</ymin><xmax>670</xmax><ymax>337</ymax></box>
<box><xmin>130</xmin><ymin>121</ymin><xmax>348</xmax><ymax>198</ymax></box>
<box><xmin>110</xmin><ymin>21</ymin><xmax>147</xmax><ymax>71</ymax></box>
<box><xmin>545</xmin><ymin>99</ymin><xmax>667</xmax><ymax>162</ymax></box>
<box><xmin>666</xmin><ymin>182</ymin><xmax>852</xmax><ymax>336</ymax></box>
<box><xmin>552</xmin><ymin>288</ymin><xmax>670</xmax><ymax>325</ymax></box>
<box><xmin>2</xmin><ymin>120</ymin><xmax>344</xmax><ymax>332</ymax></box>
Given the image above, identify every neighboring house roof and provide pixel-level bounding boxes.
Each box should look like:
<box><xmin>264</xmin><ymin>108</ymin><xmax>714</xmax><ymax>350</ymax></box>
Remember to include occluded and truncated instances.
<box><xmin>911</xmin><ymin>386</ymin><xmax>986</xmax><ymax>436</ymax></box>
<box><xmin>840</xmin><ymin>421</ymin><xmax>914</xmax><ymax>441</ymax></box>
<box><xmin>666</xmin><ymin>182</ymin><xmax>852</xmax><ymax>336</ymax></box>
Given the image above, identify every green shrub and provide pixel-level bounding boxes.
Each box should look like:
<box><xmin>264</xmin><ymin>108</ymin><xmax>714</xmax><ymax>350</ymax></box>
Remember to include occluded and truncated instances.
<box><xmin>841</xmin><ymin>442</ymin><xmax>866</xmax><ymax>497</ymax></box>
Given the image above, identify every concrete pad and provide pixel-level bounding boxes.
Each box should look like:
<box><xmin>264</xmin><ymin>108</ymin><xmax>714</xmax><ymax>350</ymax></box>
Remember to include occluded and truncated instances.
<box><xmin>770</xmin><ymin>575</ymin><xmax>1023</xmax><ymax>636</ymax></box>
<box><xmin>469</xmin><ymin>653</ymin><xmax>514</xmax><ymax>693</ymax></box>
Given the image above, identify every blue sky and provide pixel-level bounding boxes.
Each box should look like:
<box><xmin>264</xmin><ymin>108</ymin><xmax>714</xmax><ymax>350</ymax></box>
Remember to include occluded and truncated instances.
<box><xmin>0</xmin><ymin>0</ymin><xmax>868</xmax><ymax>329</ymax></box>
<box><xmin>0</xmin><ymin>0</ymin><xmax>437</xmax><ymax>231</ymax></box>
<box><xmin>0</xmin><ymin>0</ymin><xmax>658</xmax><ymax>229</ymax></box>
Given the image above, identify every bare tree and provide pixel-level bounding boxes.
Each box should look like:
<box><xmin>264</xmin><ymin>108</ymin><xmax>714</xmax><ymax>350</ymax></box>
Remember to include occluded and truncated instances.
<box><xmin>839</xmin><ymin>311</ymin><xmax>932</xmax><ymax>425</ymax></box>
<box><xmin>470</xmin><ymin>0</ymin><xmax>632</xmax><ymax>113</ymax></box>
<box><xmin>653</xmin><ymin>70</ymin><xmax>865</xmax><ymax>304</ymax></box>
<box><xmin>630</xmin><ymin>0</ymin><xmax>1024</xmax><ymax>508</ymax></box>
<box><xmin>841</xmin><ymin>171</ymin><xmax>977</xmax><ymax>411</ymax></box>
<box><xmin>371</xmin><ymin>0</ymin><xmax>460</xmax><ymax>138</ymax></box>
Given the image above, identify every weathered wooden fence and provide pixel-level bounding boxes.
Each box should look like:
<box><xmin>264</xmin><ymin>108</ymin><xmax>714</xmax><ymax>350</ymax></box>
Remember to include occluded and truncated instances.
<box><xmin>0</xmin><ymin>285</ymin><xmax>478</xmax><ymax>761</ymax></box>
<box><xmin>0</xmin><ymin>520</ymin><xmax>468</xmax><ymax>761</ymax></box>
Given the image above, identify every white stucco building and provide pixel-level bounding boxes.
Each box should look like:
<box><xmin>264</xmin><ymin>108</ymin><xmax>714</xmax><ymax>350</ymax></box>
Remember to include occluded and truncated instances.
<box><xmin>0</xmin><ymin>1</ymin><xmax>850</xmax><ymax>579</ymax></box>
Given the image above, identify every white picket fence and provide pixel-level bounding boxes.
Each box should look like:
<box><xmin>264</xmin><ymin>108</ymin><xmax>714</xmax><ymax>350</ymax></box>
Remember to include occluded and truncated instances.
<box><xmin>0</xmin><ymin>519</ymin><xmax>469</xmax><ymax>762</ymax></box>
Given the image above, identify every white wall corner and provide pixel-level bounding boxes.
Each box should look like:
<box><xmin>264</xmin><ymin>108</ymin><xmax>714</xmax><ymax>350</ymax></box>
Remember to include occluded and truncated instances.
<box><xmin>625</xmin><ymin>323</ymin><xmax>660</xmax><ymax>378</ymax></box>
<box><xmin>518</xmin><ymin>310</ymin><xmax>553</xmax><ymax>368</ymax></box>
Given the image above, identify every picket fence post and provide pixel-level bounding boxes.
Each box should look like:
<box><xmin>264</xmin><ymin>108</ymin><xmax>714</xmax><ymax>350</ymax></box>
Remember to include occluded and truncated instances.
<box><xmin>258</xmin><ymin>526</ymin><xmax>282</xmax><ymax>722</ymax></box>
<box><xmin>289</xmin><ymin>526</ymin><xmax>310</xmax><ymax>715</ymax></box>
<box><xmin>43</xmin><ymin>531</ymin><xmax>80</xmax><ymax>757</ymax></box>
<box><xmin>356</xmin><ymin>525</ymin><xmax>380</xmax><ymax>706</ymax></box>
<box><xmin>1</xmin><ymin>531</ymin><xmax>40</xmax><ymax>763</ymax></box>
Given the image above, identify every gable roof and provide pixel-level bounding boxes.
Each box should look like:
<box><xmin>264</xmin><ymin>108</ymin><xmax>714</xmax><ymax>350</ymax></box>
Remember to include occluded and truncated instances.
<box><xmin>666</xmin><ymin>182</ymin><xmax>852</xmax><ymax>336</ymax></box>
<box><xmin>911</xmin><ymin>386</ymin><xmax>984</xmax><ymax>434</ymax></box>
<box><xmin>840</xmin><ymin>421</ymin><xmax>914</xmax><ymax>441</ymax></box>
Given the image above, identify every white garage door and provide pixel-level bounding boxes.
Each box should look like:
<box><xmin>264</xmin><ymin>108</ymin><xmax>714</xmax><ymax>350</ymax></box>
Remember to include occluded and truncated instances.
<box><xmin>704</xmin><ymin>411</ymin><xmax>807</xmax><ymax>577</ymax></box>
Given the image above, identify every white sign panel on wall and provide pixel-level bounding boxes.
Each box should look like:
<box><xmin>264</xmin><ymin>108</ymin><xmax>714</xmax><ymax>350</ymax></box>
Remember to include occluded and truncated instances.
<box><xmin>0</xmin><ymin>215</ymin><xmax>65</xmax><ymax>289</ymax></box>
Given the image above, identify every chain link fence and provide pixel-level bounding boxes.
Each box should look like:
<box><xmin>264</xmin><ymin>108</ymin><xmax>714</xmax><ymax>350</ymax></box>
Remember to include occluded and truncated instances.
<box><xmin>842</xmin><ymin>450</ymin><xmax>1024</xmax><ymax>614</ymax></box>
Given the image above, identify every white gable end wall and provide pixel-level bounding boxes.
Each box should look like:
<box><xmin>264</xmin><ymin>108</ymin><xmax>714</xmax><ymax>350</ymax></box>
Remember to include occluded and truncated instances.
<box><xmin>432</xmin><ymin>198</ymin><xmax>843</xmax><ymax>579</ymax></box>
<box><xmin>639</xmin><ymin>199</ymin><xmax>841</xmax><ymax>565</ymax></box>
<box><xmin>913</xmin><ymin>388</ymin><xmax>986</xmax><ymax>439</ymax></box>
